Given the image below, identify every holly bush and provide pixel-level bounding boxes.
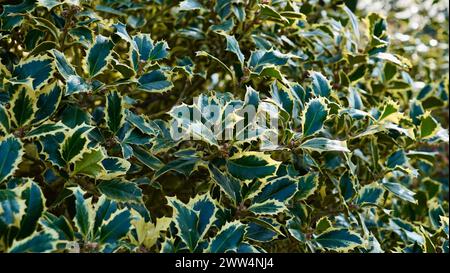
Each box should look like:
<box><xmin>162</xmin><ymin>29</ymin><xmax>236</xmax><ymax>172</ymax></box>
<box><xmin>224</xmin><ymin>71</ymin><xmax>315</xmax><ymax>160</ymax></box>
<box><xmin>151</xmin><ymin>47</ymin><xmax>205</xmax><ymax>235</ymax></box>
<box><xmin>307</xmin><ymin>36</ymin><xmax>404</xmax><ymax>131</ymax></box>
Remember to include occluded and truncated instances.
<box><xmin>0</xmin><ymin>0</ymin><xmax>448</xmax><ymax>253</ymax></box>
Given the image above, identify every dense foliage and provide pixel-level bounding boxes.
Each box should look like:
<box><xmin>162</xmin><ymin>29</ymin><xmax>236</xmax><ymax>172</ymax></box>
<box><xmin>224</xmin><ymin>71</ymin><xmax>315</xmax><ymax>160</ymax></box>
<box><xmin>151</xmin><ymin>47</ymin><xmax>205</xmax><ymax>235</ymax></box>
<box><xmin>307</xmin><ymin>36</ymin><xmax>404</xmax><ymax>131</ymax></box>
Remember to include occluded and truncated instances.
<box><xmin>0</xmin><ymin>0</ymin><xmax>448</xmax><ymax>253</ymax></box>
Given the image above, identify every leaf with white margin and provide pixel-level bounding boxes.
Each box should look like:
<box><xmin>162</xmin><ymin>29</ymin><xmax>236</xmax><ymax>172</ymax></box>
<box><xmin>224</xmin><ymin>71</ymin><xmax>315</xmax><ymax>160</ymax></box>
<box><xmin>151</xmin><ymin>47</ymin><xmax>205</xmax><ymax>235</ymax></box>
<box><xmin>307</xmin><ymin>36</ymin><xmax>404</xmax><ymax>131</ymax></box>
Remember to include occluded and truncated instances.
<box><xmin>8</xmin><ymin>230</ymin><xmax>58</xmax><ymax>253</ymax></box>
<box><xmin>227</xmin><ymin>152</ymin><xmax>281</xmax><ymax>182</ymax></box>
<box><xmin>85</xmin><ymin>35</ymin><xmax>114</xmax><ymax>78</ymax></box>
<box><xmin>0</xmin><ymin>135</ymin><xmax>24</xmax><ymax>183</ymax></box>
<box><xmin>314</xmin><ymin>228</ymin><xmax>363</xmax><ymax>252</ymax></box>
<box><xmin>167</xmin><ymin>194</ymin><xmax>217</xmax><ymax>252</ymax></box>
<box><xmin>207</xmin><ymin>220</ymin><xmax>246</xmax><ymax>253</ymax></box>
<box><xmin>9</xmin><ymin>84</ymin><xmax>36</xmax><ymax>128</ymax></box>
<box><xmin>71</xmin><ymin>187</ymin><xmax>95</xmax><ymax>240</ymax></box>
<box><xmin>299</xmin><ymin>138</ymin><xmax>350</xmax><ymax>153</ymax></box>
<box><xmin>97</xmin><ymin>179</ymin><xmax>142</xmax><ymax>204</ymax></box>
<box><xmin>12</xmin><ymin>55</ymin><xmax>54</xmax><ymax>90</ymax></box>
<box><xmin>302</xmin><ymin>97</ymin><xmax>328</xmax><ymax>137</ymax></box>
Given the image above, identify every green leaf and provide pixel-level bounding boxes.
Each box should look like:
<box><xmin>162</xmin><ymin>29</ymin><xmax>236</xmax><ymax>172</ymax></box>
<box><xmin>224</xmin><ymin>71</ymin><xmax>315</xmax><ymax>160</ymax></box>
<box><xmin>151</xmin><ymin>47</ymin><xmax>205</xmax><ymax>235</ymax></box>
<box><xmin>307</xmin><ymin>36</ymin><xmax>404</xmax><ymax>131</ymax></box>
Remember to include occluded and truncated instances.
<box><xmin>339</xmin><ymin>172</ymin><xmax>356</xmax><ymax>201</ymax></box>
<box><xmin>259</xmin><ymin>4</ymin><xmax>289</xmax><ymax>24</ymax></box>
<box><xmin>420</xmin><ymin>112</ymin><xmax>440</xmax><ymax>139</ymax></box>
<box><xmin>33</xmin><ymin>82</ymin><xmax>62</xmax><ymax>124</ymax></box>
<box><xmin>25</xmin><ymin>121</ymin><xmax>67</xmax><ymax>139</ymax></box>
<box><xmin>224</xmin><ymin>34</ymin><xmax>245</xmax><ymax>65</ymax></box>
<box><xmin>315</xmin><ymin>217</ymin><xmax>333</xmax><ymax>234</ymax></box>
<box><xmin>309</xmin><ymin>71</ymin><xmax>331</xmax><ymax>98</ymax></box>
<box><xmin>100</xmin><ymin>157</ymin><xmax>131</xmax><ymax>179</ymax></box>
<box><xmin>137</xmin><ymin>70</ymin><xmax>173</xmax><ymax>93</ymax></box>
<box><xmin>168</xmin><ymin>194</ymin><xmax>217</xmax><ymax>252</ymax></box>
<box><xmin>314</xmin><ymin>228</ymin><xmax>363</xmax><ymax>252</ymax></box>
<box><xmin>71</xmin><ymin>187</ymin><xmax>95</xmax><ymax>239</ymax></box>
<box><xmin>106</xmin><ymin>91</ymin><xmax>125</xmax><ymax>134</ymax></box>
<box><xmin>227</xmin><ymin>152</ymin><xmax>280</xmax><ymax>182</ymax></box>
<box><xmin>207</xmin><ymin>220</ymin><xmax>246</xmax><ymax>253</ymax></box>
<box><xmin>86</xmin><ymin>35</ymin><xmax>113</xmax><ymax>78</ymax></box>
<box><xmin>9</xmin><ymin>85</ymin><xmax>36</xmax><ymax>128</ymax></box>
<box><xmin>50</xmin><ymin>49</ymin><xmax>90</xmax><ymax>95</ymax></box>
<box><xmin>179</xmin><ymin>0</ymin><xmax>204</xmax><ymax>10</ymax></box>
<box><xmin>208</xmin><ymin>163</ymin><xmax>242</xmax><ymax>205</ymax></box>
<box><xmin>72</xmin><ymin>148</ymin><xmax>105</xmax><ymax>178</ymax></box>
<box><xmin>98</xmin><ymin>179</ymin><xmax>143</xmax><ymax>204</ymax></box>
<box><xmin>16</xmin><ymin>181</ymin><xmax>45</xmax><ymax>239</ymax></box>
<box><xmin>98</xmin><ymin>208</ymin><xmax>132</xmax><ymax>244</ymax></box>
<box><xmin>0</xmin><ymin>136</ymin><xmax>24</xmax><ymax>183</ymax></box>
<box><xmin>0</xmin><ymin>105</ymin><xmax>10</xmax><ymax>133</ymax></box>
<box><xmin>299</xmin><ymin>138</ymin><xmax>350</xmax><ymax>153</ymax></box>
<box><xmin>378</xmin><ymin>99</ymin><xmax>403</xmax><ymax>123</ymax></box>
<box><xmin>341</xmin><ymin>4</ymin><xmax>360</xmax><ymax>42</ymax></box>
<box><xmin>9</xmin><ymin>230</ymin><xmax>58</xmax><ymax>253</ymax></box>
<box><xmin>132</xmin><ymin>146</ymin><xmax>163</xmax><ymax>170</ymax></box>
<box><xmin>60</xmin><ymin>124</ymin><xmax>93</xmax><ymax>164</ymax></box>
<box><xmin>382</xmin><ymin>181</ymin><xmax>417</xmax><ymax>204</ymax></box>
<box><xmin>248</xmin><ymin>199</ymin><xmax>286</xmax><ymax>215</ymax></box>
<box><xmin>37</xmin><ymin>0</ymin><xmax>62</xmax><ymax>11</ymax></box>
<box><xmin>153</xmin><ymin>156</ymin><xmax>201</xmax><ymax>182</ymax></box>
<box><xmin>210</xmin><ymin>19</ymin><xmax>234</xmax><ymax>33</ymax></box>
<box><xmin>12</xmin><ymin>55</ymin><xmax>54</xmax><ymax>89</ymax></box>
<box><xmin>248</xmin><ymin>49</ymin><xmax>290</xmax><ymax>74</ymax></box>
<box><xmin>39</xmin><ymin>212</ymin><xmax>74</xmax><ymax>241</ymax></box>
<box><xmin>0</xmin><ymin>189</ymin><xmax>26</xmax><ymax>227</ymax></box>
<box><xmin>356</xmin><ymin>183</ymin><xmax>384</xmax><ymax>207</ymax></box>
<box><xmin>253</xmin><ymin>176</ymin><xmax>298</xmax><ymax>204</ymax></box>
<box><xmin>302</xmin><ymin>97</ymin><xmax>328</xmax><ymax>137</ymax></box>
<box><xmin>297</xmin><ymin>172</ymin><xmax>319</xmax><ymax>200</ymax></box>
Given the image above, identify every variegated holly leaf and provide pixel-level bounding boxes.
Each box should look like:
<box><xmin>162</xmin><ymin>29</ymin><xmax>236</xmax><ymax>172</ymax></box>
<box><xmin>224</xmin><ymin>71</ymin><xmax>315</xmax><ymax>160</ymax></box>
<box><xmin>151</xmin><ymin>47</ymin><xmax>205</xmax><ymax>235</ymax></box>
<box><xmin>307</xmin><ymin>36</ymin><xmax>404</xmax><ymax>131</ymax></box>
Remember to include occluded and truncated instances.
<box><xmin>248</xmin><ymin>199</ymin><xmax>285</xmax><ymax>215</ymax></box>
<box><xmin>71</xmin><ymin>187</ymin><xmax>95</xmax><ymax>240</ymax></box>
<box><xmin>12</xmin><ymin>55</ymin><xmax>54</xmax><ymax>90</ymax></box>
<box><xmin>223</xmin><ymin>34</ymin><xmax>245</xmax><ymax>65</ymax></box>
<box><xmin>0</xmin><ymin>135</ymin><xmax>24</xmax><ymax>183</ymax></box>
<box><xmin>314</xmin><ymin>228</ymin><xmax>364</xmax><ymax>252</ymax></box>
<box><xmin>72</xmin><ymin>148</ymin><xmax>105</xmax><ymax>178</ymax></box>
<box><xmin>297</xmin><ymin>172</ymin><xmax>319</xmax><ymax>200</ymax></box>
<box><xmin>130</xmin><ymin>34</ymin><xmax>169</xmax><ymax>70</ymax></box>
<box><xmin>97</xmin><ymin>179</ymin><xmax>143</xmax><ymax>204</ymax></box>
<box><xmin>356</xmin><ymin>183</ymin><xmax>385</xmax><ymax>207</ymax></box>
<box><xmin>85</xmin><ymin>35</ymin><xmax>114</xmax><ymax>78</ymax></box>
<box><xmin>14</xmin><ymin>180</ymin><xmax>46</xmax><ymax>239</ymax></box>
<box><xmin>309</xmin><ymin>71</ymin><xmax>331</xmax><ymax>98</ymax></box>
<box><xmin>106</xmin><ymin>90</ymin><xmax>125</xmax><ymax>134</ymax></box>
<box><xmin>227</xmin><ymin>152</ymin><xmax>280</xmax><ymax>182</ymax></box>
<box><xmin>100</xmin><ymin>157</ymin><xmax>131</xmax><ymax>179</ymax></box>
<box><xmin>137</xmin><ymin>70</ymin><xmax>173</xmax><ymax>93</ymax></box>
<box><xmin>0</xmin><ymin>188</ymin><xmax>26</xmax><ymax>228</ymax></box>
<box><xmin>167</xmin><ymin>194</ymin><xmax>217</xmax><ymax>252</ymax></box>
<box><xmin>252</xmin><ymin>176</ymin><xmax>298</xmax><ymax>204</ymax></box>
<box><xmin>0</xmin><ymin>105</ymin><xmax>10</xmax><ymax>134</ymax></box>
<box><xmin>8</xmin><ymin>230</ymin><xmax>58</xmax><ymax>253</ymax></box>
<box><xmin>25</xmin><ymin>121</ymin><xmax>68</xmax><ymax>139</ymax></box>
<box><xmin>50</xmin><ymin>49</ymin><xmax>91</xmax><ymax>95</ymax></box>
<box><xmin>33</xmin><ymin>82</ymin><xmax>62</xmax><ymax>124</ymax></box>
<box><xmin>299</xmin><ymin>138</ymin><xmax>350</xmax><ymax>153</ymax></box>
<box><xmin>247</xmin><ymin>48</ymin><xmax>290</xmax><ymax>76</ymax></box>
<box><xmin>60</xmin><ymin>124</ymin><xmax>94</xmax><ymax>164</ymax></box>
<box><xmin>153</xmin><ymin>152</ymin><xmax>202</xmax><ymax>182</ymax></box>
<box><xmin>301</xmin><ymin>97</ymin><xmax>328</xmax><ymax>137</ymax></box>
<box><xmin>97</xmin><ymin>208</ymin><xmax>132</xmax><ymax>245</ymax></box>
<box><xmin>382</xmin><ymin>180</ymin><xmax>417</xmax><ymax>204</ymax></box>
<box><xmin>208</xmin><ymin>163</ymin><xmax>242</xmax><ymax>205</ymax></box>
<box><xmin>207</xmin><ymin>220</ymin><xmax>246</xmax><ymax>253</ymax></box>
<box><xmin>8</xmin><ymin>84</ymin><xmax>37</xmax><ymax>128</ymax></box>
